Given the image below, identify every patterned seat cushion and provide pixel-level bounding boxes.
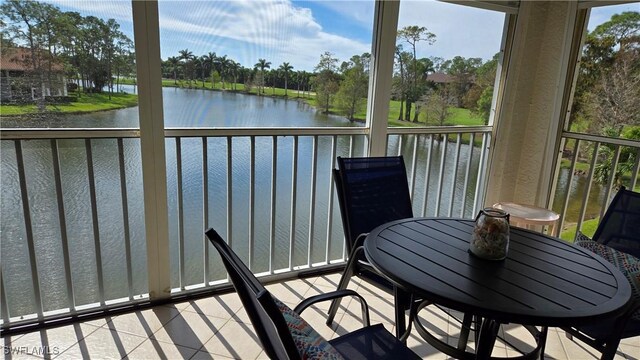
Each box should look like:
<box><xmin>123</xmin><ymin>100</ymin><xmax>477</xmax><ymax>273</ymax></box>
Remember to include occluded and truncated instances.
<box><xmin>272</xmin><ymin>297</ymin><xmax>345</xmax><ymax>359</ymax></box>
<box><xmin>576</xmin><ymin>233</ymin><xmax>640</xmax><ymax>320</ymax></box>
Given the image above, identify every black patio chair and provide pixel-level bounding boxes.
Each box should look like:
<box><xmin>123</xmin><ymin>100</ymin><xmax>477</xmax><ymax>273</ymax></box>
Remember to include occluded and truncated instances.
<box><xmin>590</xmin><ymin>186</ymin><xmax>640</xmax><ymax>258</ymax></box>
<box><xmin>326</xmin><ymin>156</ymin><xmax>416</xmax><ymax>327</ymax></box>
<box><xmin>564</xmin><ymin>186</ymin><xmax>640</xmax><ymax>360</ymax></box>
<box><xmin>205</xmin><ymin>228</ymin><xmax>420</xmax><ymax>360</ymax></box>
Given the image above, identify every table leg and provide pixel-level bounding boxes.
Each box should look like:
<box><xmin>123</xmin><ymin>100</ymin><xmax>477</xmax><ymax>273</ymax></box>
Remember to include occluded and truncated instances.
<box><xmin>457</xmin><ymin>313</ymin><xmax>473</xmax><ymax>351</ymax></box>
<box><xmin>476</xmin><ymin>318</ymin><xmax>500</xmax><ymax>359</ymax></box>
<box><xmin>394</xmin><ymin>285</ymin><xmax>409</xmax><ymax>341</ymax></box>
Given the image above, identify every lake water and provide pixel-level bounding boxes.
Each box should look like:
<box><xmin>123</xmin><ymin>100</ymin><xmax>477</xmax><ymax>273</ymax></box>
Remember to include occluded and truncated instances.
<box><xmin>1</xmin><ymin>86</ymin><xmax>359</xmax><ymax>128</ymax></box>
<box><xmin>0</xmin><ymin>86</ymin><xmax>594</xmax><ymax>318</ymax></box>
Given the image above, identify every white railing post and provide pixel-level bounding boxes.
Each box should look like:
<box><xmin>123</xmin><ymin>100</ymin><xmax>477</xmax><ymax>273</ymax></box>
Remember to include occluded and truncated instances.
<box><xmin>366</xmin><ymin>0</ymin><xmax>399</xmax><ymax>157</ymax></box>
<box><xmin>132</xmin><ymin>0</ymin><xmax>171</xmax><ymax>299</ymax></box>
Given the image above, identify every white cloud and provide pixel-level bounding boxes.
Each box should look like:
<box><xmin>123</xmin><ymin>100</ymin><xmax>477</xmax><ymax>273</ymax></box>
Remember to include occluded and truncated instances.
<box><xmin>157</xmin><ymin>0</ymin><xmax>370</xmax><ymax>70</ymax></box>
<box><xmin>44</xmin><ymin>0</ymin><xmax>133</xmax><ymax>22</ymax></box>
<box><xmin>38</xmin><ymin>0</ymin><xmax>521</xmax><ymax>69</ymax></box>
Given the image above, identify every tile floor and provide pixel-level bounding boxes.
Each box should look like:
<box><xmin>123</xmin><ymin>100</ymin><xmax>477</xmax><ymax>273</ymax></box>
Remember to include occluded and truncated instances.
<box><xmin>2</xmin><ymin>273</ymin><xmax>639</xmax><ymax>359</ymax></box>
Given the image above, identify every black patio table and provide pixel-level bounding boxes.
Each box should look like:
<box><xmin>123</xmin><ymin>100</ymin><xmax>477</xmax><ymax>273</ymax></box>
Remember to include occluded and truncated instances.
<box><xmin>364</xmin><ymin>217</ymin><xmax>632</xmax><ymax>359</ymax></box>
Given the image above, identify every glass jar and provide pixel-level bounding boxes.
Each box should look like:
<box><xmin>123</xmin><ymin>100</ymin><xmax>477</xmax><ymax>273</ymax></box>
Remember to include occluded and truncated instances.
<box><xmin>470</xmin><ymin>207</ymin><xmax>510</xmax><ymax>260</ymax></box>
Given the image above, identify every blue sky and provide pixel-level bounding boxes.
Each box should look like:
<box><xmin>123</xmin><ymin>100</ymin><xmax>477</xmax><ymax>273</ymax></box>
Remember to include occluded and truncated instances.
<box><xmin>18</xmin><ymin>1</ymin><xmax>640</xmax><ymax>71</ymax></box>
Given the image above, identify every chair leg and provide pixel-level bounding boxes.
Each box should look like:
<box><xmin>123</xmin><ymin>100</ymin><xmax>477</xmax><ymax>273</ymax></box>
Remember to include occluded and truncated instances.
<box><xmin>600</xmin><ymin>340</ymin><xmax>621</xmax><ymax>360</ymax></box>
<box><xmin>326</xmin><ymin>246</ymin><xmax>364</xmax><ymax>326</ymax></box>
<box><xmin>536</xmin><ymin>326</ymin><xmax>548</xmax><ymax>360</ymax></box>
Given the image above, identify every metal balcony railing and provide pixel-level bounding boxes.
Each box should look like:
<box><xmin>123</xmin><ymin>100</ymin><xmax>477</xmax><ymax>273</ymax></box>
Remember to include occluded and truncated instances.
<box><xmin>0</xmin><ymin>125</ymin><xmax>492</xmax><ymax>330</ymax></box>
<box><xmin>550</xmin><ymin>131</ymin><xmax>640</xmax><ymax>240</ymax></box>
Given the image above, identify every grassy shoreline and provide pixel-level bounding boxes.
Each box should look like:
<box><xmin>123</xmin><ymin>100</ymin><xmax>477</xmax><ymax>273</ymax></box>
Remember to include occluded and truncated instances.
<box><xmin>1</xmin><ymin>92</ymin><xmax>138</xmax><ymax>116</ymax></box>
<box><xmin>1</xmin><ymin>79</ymin><xmax>486</xmax><ymax>129</ymax></box>
<box><xmin>120</xmin><ymin>78</ymin><xmax>486</xmax><ymax>128</ymax></box>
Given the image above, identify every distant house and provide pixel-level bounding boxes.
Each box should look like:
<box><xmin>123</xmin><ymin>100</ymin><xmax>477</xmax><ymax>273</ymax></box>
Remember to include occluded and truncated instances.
<box><xmin>426</xmin><ymin>72</ymin><xmax>454</xmax><ymax>84</ymax></box>
<box><xmin>0</xmin><ymin>47</ymin><xmax>67</xmax><ymax>103</ymax></box>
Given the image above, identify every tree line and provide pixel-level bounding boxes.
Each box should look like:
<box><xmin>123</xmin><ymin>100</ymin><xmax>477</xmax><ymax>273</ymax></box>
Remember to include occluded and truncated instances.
<box><xmin>161</xmin><ymin>26</ymin><xmax>498</xmax><ymax>124</ymax></box>
<box><xmin>160</xmin><ymin>50</ymin><xmax>315</xmax><ymax>99</ymax></box>
<box><xmin>1</xmin><ymin>0</ymin><xmax>498</xmax><ymax>123</ymax></box>
<box><xmin>5</xmin><ymin>0</ymin><xmax>633</xmax><ymax>135</ymax></box>
<box><xmin>160</xmin><ymin>49</ymin><xmax>370</xmax><ymax>120</ymax></box>
<box><xmin>569</xmin><ymin>11</ymin><xmax>639</xmax><ymax>186</ymax></box>
<box><xmin>1</xmin><ymin>0</ymin><xmax>135</xmax><ymax>106</ymax></box>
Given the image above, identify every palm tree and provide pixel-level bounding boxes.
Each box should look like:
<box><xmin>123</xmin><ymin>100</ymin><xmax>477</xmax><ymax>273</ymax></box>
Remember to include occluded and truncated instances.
<box><xmin>228</xmin><ymin>60</ymin><xmax>240</xmax><ymax>90</ymax></box>
<box><xmin>217</xmin><ymin>55</ymin><xmax>231</xmax><ymax>89</ymax></box>
<box><xmin>178</xmin><ymin>49</ymin><xmax>194</xmax><ymax>87</ymax></box>
<box><xmin>202</xmin><ymin>52</ymin><xmax>216</xmax><ymax>88</ymax></box>
<box><xmin>297</xmin><ymin>70</ymin><xmax>310</xmax><ymax>98</ymax></box>
<box><xmin>167</xmin><ymin>56</ymin><xmax>180</xmax><ymax>85</ymax></box>
<box><xmin>254</xmin><ymin>58</ymin><xmax>271</xmax><ymax>94</ymax></box>
<box><xmin>193</xmin><ymin>56</ymin><xmax>205</xmax><ymax>88</ymax></box>
<box><xmin>279</xmin><ymin>62</ymin><xmax>293</xmax><ymax>96</ymax></box>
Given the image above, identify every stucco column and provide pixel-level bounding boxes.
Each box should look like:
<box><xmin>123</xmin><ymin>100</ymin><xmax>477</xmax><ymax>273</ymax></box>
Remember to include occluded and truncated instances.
<box><xmin>485</xmin><ymin>1</ymin><xmax>578</xmax><ymax>208</ymax></box>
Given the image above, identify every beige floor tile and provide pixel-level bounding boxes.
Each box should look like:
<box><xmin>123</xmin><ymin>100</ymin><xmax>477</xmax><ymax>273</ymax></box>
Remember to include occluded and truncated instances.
<box><xmin>311</xmin><ymin>273</ymin><xmax>343</xmax><ymax>289</ymax></box>
<box><xmin>490</xmin><ymin>345</ymin><xmax>508</xmax><ymax>358</ymax></box>
<box><xmin>10</xmin><ymin>323</ymin><xmax>100</xmax><ymax>359</ymax></box>
<box><xmin>332</xmin><ymin>310</ymin><xmax>361</xmax><ymax>338</ymax></box>
<box><xmin>190</xmin><ymin>350</ymin><xmax>235</xmax><ymax>359</ymax></box>
<box><xmin>22</xmin><ymin>273</ymin><xmax>636</xmax><ymax>360</ymax></box>
<box><xmin>182</xmin><ymin>293</ymin><xmax>244</xmax><ymax>320</ymax></box>
<box><xmin>105</xmin><ymin>306</ymin><xmax>181</xmax><ymax>338</ymax></box>
<box><xmin>265</xmin><ymin>280</ymin><xmax>311</xmax><ymax>305</ymax></box>
<box><xmin>80</xmin><ymin>315</ymin><xmax>115</xmax><ymax>328</ymax></box>
<box><xmin>415</xmin><ymin>306</ymin><xmax>451</xmax><ymax>337</ymax></box>
<box><xmin>558</xmin><ymin>330</ymin><xmax>622</xmax><ymax>360</ymax></box>
<box><xmin>501</xmin><ymin>323</ymin><xmax>539</xmax><ymax>355</ymax></box>
<box><xmin>301</xmin><ymin>284</ymin><xmax>353</xmax><ymax>312</ymax></box>
<box><xmin>254</xmin><ymin>350</ymin><xmax>269</xmax><ymax>360</ymax></box>
<box><xmin>620</xmin><ymin>342</ymin><xmax>640</xmax><ymax>359</ymax></box>
<box><xmin>344</xmin><ymin>293</ymin><xmax>396</xmax><ymax>325</ymax></box>
<box><xmin>559</xmin><ymin>334</ymin><xmax>640</xmax><ymax>359</ymax></box>
<box><xmin>541</xmin><ymin>330</ymin><xmax>568</xmax><ymax>359</ymax></box>
<box><xmin>200</xmin><ymin>320</ymin><xmax>263</xmax><ymax>360</ymax></box>
<box><xmin>124</xmin><ymin>338</ymin><xmax>199</xmax><ymax>360</ymax></box>
<box><xmin>620</xmin><ymin>336</ymin><xmax>640</xmax><ymax>347</ymax></box>
<box><xmin>162</xmin><ymin>301</ymin><xmax>191</xmax><ymax>312</ymax></box>
<box><xmin>230</xmin><ymin>306</ymin><xmax>252</xmax><ymax>324</ymax></box>
<box><xmin>1</xmin><ymin>350</ymin><xmax>41</xmax><ymax>360</ymax></box>
<box><xmin>553</xmin><ymin>329</ymin><xmax>633</xmax><ymax>360</ymax></box>
<box><xmin>55</xmin><ymin>327</ymin><xmax>146</xmax><ymax>359</ymax></box>
<box><xmin>311</xmin><ymin>273</ymin><xmax>361</xmax><ymax>291</ymax></box>
<box><xmin>296</xmin><ymin>305</ymin><xmax>341</xmax><ymax>340</ymax></box>
<box><xmin>406</xmin><ymin>332</ymin><xmax>448</xmax><ymax>359</ymax></box>
<box><xmin>355</xmin><ymin>280</ymin><xmax>395</xmax><ymax>300</ymax></box>
<box><xmin>2</xmin><ymin>333</ymin><xmax>23</xmax><ymax>352</ymax></box>
<box><xmin>3</xmin><ymin>333</ymin><xmax>42</xmax><ymax>360</ymax></box>
<box><xmin>151</xmin><ymin>311</ymin><xmax>227</xmax><ymax>350</ymax></box>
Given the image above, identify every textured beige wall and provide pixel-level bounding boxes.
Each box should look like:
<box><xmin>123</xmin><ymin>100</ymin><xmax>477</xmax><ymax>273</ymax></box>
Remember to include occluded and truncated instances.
<box><xmin>485</xmin><ymin>1</ymin><xmax>574</xmax><ymax>208</ymax></box>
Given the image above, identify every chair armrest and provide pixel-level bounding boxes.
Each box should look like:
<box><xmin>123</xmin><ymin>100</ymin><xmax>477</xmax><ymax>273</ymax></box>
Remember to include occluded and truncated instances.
<box><xmin>353</xmin><ymin>233</ymin><xmax>368</xmax><ymax>250</ymax></box>
<box><xmin>294</xmin><ymin>289</ymin><xmax>370</xmax><ymax>327</ymax></box>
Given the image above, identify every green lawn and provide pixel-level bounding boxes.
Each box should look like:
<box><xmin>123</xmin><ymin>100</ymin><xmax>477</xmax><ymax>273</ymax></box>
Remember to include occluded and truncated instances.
<box><xmin>559</xmin><ymin>218</ymin><xmax>599</xmax><ymax>243</ymax></box>
<box><xmin>446</xmin><ymin>108</ymin><xmax>485</xmax><ymax>126</ymax></box>
<box><xmin>1</xmin><ymin>92</ymin><xmax>138</xmax><ymax>115</ymax></box>
<box><xmin>143</xmin><ymin>78</ymin><xmax>312</xmax><ymax>99</ymax></box>
<box><xmin>2</xmin><ymin>79</ymin><xmax>483</xmax><ymax>129</ymax></box>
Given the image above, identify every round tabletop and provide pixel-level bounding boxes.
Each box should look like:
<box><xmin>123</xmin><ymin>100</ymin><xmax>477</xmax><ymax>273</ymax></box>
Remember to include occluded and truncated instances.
<box><xmin>364</xmin><ymin>218</ymin><xmax>632</xmax><ymax>326</ymax></box>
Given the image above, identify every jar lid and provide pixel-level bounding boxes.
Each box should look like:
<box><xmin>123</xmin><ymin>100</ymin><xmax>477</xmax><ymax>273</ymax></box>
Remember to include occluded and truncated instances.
<box><xmin>481</xmin><ymin>207</ymin><xmax>509</xmax><ymax>218</ymax></box>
